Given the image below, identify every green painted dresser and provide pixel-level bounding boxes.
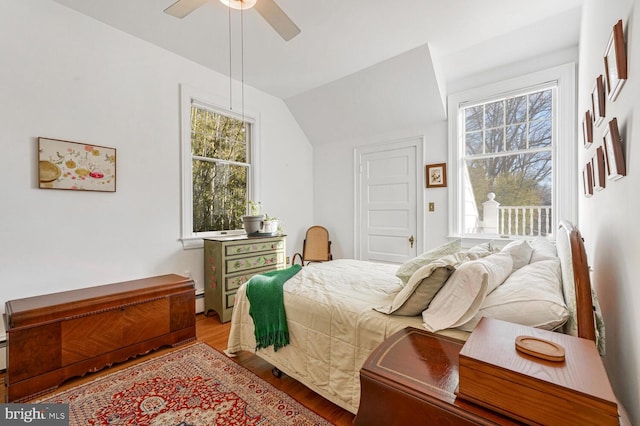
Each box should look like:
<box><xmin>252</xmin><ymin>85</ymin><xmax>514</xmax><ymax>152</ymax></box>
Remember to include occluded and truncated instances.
<box><xmin>203</xmin><ymin>235</ymin><xmax>286</xmax><ymax>322</ymax></box>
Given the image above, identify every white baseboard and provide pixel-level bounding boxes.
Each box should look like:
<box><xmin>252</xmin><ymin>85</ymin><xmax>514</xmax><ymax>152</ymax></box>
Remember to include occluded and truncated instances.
<box><xmin>195</xmin><ymin>295</ymin><xmax>205</xmax><ymax>314</ymax></box>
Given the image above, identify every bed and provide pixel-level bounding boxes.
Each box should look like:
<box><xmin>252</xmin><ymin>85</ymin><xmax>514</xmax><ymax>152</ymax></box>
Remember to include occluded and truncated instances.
<box><xmin>225</xmin><ymin>221</ymin><xmax>602</xmax><ymax>415</ymax></box>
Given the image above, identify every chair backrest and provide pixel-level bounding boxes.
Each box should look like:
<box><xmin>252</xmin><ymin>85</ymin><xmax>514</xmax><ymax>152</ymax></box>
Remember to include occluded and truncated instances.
<box><xmin>302</xmin><ymin>226</ymin><xmax>332</xmax><ymax>262</ymax></box>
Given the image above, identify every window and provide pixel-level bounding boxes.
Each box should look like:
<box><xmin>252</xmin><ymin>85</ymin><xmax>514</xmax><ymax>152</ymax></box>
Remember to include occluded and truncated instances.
<box><xmin>448</xmin><ymin>64</ymin><xmax>577</xmax><ymax>239</ymax></box>
<box><xmin>180</xmin><ymin>85</ymin><xmax>258</xmax><ymax>248</ymax></box>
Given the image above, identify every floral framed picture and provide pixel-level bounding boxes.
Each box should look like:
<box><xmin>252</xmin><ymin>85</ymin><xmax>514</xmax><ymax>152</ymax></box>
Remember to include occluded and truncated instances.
<box><xmin>602</xmin><ymin>118</ymin><xmax>625</xmax><ymax>181</ymax></box>
<box><xmin>38</xmin><ymin>137</ymin><xmax>117</xmax><ymax>192</ymax></box>
<box><xmin>604</xmin><ymin>19</ymin><xmax>627</xmax><ymax>101</ymax></box>
<box><xmin>426</xmin><ymin>163</ymin><xmax>447</xmax><ymax>188</ymax></box>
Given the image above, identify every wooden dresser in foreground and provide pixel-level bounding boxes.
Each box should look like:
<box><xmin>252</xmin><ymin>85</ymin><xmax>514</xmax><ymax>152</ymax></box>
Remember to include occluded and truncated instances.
<box><xmin>354</xmin><ymin>327</ymin><xmax>521</xmax><ymax>425</ymax></box>
<box><xmin>4</xmin><ymin>274</ymin><xmax>195</xmax><ymax>402</ymax></box>
<box><xmin>356</xmin><ymin>321</ymin><xmax>622</xmax><ymax>425</ymax></box>
<box><xmin>204</xmin><ymin>234</ymin><xmax>286</xmax><ymax>322</ymax></box>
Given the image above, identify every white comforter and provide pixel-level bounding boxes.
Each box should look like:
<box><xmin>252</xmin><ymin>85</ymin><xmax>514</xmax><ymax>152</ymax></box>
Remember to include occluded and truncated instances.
<box><xmin>226</xmin><ymin>259</ymin><xmax>467</xmax><ymax>414</ymax></box>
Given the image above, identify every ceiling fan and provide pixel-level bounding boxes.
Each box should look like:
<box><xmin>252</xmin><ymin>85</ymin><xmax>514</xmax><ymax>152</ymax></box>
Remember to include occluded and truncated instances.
<box><xmin>164</xmin><ymin>0</ymin><xmax>301</xmax><ymax>41</ymax></box>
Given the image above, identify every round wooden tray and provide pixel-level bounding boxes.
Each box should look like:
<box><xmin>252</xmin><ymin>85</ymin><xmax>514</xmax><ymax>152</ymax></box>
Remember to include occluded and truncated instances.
<box><xmin>515</xmin><ymin>335</ymin><xmax>565</xmax><ymax>362</ymax></box>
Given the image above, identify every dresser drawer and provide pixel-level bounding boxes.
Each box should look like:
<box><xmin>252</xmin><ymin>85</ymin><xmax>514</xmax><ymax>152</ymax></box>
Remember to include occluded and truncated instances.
<box><xmin>225</xmin><ymin>265</ymin><xmax>281</xmax><ymax>292</ymax></box>
<box><xmin>226</xmin><ymin>251</ymin><xmax>285</xmax><ymax>275</ymax></box>
<box><xmin>224</xmin><ymin>238</ymin><xmax>285</xmax><ymax>257</ymax></box>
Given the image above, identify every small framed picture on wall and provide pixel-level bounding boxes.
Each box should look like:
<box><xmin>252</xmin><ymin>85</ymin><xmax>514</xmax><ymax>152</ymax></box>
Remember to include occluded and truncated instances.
<box><xmin>593</xmin><ymin>146</ymin><xmax>606</xmax><ymax>191</ymax></box>
<box><xmin>591</xmin><ymin>75</ymin><xmax>606</xmax><ymax>127</ymax></box>
<box><xmin>582</xmin><ymin>162</ymin><xmax>593</xmax><ymax>198</ymax></box>
<box><xmin>604</xmin><ymin>19</ymin><xmax>627</xmax><ymax>101</ymax></box>
<box><xmin>603</xmin><ymin>118</ymin><xmax>626</xmax><ymax>180</ymax></box>
<box><xmin>582</xmin><ymin>110</ymin><xmax>593</xmax><ymax>148</ymax></box>
<box><xmin>426</xmin><ymin>163</ymin><xmax>447</xmax><ymax>188</ymax></box>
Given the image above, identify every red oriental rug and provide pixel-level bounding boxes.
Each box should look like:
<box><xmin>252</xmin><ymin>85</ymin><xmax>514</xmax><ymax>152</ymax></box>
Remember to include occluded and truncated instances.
<box><xmin>36</xmin><ymin>342</ymin><xmax>332</xmax><ymax>426</ymax></box>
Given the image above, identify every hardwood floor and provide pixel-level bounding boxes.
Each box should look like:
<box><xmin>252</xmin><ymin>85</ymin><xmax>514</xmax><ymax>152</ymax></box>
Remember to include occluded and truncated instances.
<box><xmin>1</xmin><ymin>313</ymin><xmax>355</xmax><ymax>425</ymax></box>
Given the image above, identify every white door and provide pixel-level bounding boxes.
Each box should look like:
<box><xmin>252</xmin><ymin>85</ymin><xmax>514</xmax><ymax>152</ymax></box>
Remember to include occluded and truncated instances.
<box><xmin>355</xmin><ymin>137</ymin><xmax>423</xmax><ymax>263</ymax></box>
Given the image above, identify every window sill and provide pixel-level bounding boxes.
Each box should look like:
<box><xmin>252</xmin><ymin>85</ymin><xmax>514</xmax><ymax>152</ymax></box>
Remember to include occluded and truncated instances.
<box><xmin>180</xmin><ymin>230</ymin><xmax>248</xmax><ymax>250</ymax></box>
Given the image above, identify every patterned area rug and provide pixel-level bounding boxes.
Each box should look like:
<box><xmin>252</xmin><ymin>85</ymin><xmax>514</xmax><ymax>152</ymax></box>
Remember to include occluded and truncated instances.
<box><xmin>36</xmin><ymin>342</ymin><xmax>332</xmax><ymax>426</ymax></box>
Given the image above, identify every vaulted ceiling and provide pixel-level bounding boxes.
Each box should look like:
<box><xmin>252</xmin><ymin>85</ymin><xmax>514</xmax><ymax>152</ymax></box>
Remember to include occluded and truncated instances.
<box><xmin>53</xmin><ymin>0</ymin><xmax>584</xmax><ymax>144</ymax></box>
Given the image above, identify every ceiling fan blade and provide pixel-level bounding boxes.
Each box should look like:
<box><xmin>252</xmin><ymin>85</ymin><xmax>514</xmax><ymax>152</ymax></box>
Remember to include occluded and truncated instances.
<box><xmin>254</xmin><ymin>0</ymin><xmax>301</xmax><ymax>41</ymax></box>
<box><xmin>164</xmin><ymin>0</ymin><xmax>209</xmax><ymax>18</ymax></box>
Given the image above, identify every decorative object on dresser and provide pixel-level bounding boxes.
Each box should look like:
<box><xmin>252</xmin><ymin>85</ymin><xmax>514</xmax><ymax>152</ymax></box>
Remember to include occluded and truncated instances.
<box><xmin>4</xmin><ymin>274</ymin><xmax>195</xmax><ymax>402</ymax></box>
<box><xmin>204</xmin><ymin>234</ymin><xmax>286</xmax><ymax>323</ymax></box>
<box><xmin>458</xmin><ymin>317</ymin><xmax>618</xmax><ymax>425</ymax></box>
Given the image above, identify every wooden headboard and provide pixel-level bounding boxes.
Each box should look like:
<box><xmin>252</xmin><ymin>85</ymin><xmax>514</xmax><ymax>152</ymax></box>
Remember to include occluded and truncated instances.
<box><xmin>557</xmin><ymin>220</ymin><xmax>596</xmax><ymax>342</ymax></box>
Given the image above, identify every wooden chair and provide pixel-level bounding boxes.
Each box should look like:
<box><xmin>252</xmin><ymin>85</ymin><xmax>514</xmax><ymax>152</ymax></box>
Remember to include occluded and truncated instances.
<box><xmin>291</xmin><ymin>226</ymin><xmax>332</xmax><ymax>266</ymax></box>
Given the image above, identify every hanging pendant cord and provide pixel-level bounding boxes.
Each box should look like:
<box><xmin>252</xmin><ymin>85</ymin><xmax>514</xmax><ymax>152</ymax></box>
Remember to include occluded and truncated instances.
<box><xmin>240</xmin><ymin>3</ymin><xmax>246</xmax><ymax>125</ymax></box>
<box><xmin>228</xmin><ymin>4</ymin><xmax>233</xmax><ymax>111</ymax></box>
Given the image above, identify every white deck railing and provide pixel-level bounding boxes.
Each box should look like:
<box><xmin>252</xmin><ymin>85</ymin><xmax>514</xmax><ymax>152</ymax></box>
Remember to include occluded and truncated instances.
<box><xmin>481</xmin><ymin>193</ymin><xmax>551</xmax><ymax>237</ymax></box>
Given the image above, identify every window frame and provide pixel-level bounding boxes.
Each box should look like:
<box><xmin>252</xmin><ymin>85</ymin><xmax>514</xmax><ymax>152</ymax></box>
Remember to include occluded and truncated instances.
<box><xmin>180</xmin><ymin>84</ymin><xmax>260</xmax><ymax>249</ymax></box>
<box><xmin>447</xmin><ymin>63</ymin><xmax>577</xmax><ymax>240</ymax></box>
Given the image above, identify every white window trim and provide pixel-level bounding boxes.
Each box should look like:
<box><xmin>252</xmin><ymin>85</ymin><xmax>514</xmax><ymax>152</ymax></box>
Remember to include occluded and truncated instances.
<box><xmin>179</xmin><ymin>84</ymin><xmax>261</xmax><ymax>249</ymax></box>
<box><xmin>447</xmin><ymin>63</ymin><xmax>577</xmax><ymax>240</ymax></box>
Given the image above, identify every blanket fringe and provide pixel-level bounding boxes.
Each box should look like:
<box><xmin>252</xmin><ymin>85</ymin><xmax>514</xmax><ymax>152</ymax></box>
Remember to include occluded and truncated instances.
<box><xmin>256</xmin><ymin>331</ymin><xmax>290</xmax><ymax>352</ymax></box>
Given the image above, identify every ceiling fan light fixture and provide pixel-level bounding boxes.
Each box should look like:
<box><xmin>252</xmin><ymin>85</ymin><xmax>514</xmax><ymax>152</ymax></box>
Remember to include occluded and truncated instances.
<box><xmin>219</xmin><ymin>0</ymin><xmax>257</xmax><ymax>10</ymax></box>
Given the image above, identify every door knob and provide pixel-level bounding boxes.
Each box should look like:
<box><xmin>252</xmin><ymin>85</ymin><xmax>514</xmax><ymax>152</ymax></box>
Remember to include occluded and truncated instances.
<box><xmin>409</xmin><ymin>235</ymin><xmax>414</xmax><ymax>248</ymax></box>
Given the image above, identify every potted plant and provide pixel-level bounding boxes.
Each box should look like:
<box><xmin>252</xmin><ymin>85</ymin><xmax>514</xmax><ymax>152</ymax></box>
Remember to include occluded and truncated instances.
<box><xmin>242</xmin><ymin>201</ymin><xmax>264</xmax><ymax>235</ymax></box>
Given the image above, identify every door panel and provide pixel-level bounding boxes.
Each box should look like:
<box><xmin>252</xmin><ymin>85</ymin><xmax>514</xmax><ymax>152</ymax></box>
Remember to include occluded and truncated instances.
<box><xmin>356</xmin><ymin>138</ymin><xmax>422</xmax><ymax>263</ymax></box>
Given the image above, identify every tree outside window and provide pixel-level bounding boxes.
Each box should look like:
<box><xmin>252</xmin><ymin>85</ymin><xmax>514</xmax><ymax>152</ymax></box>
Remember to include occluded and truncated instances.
<box><xmin>462</xmin><ymin>88</ymin><xmax>553</xmax><ymax>236</ymax></box>
<box><xmin>191</xmin><ymin>106</ymin><xmax>251</xmax><ymax>233</ymax></box>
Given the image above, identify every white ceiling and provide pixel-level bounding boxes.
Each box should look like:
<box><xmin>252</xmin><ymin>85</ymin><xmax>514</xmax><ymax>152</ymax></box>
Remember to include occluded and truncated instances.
<box><xmin>52</xmin><ymin>0</ymin><xmax>584</xmax><ymax>144</ymax></box>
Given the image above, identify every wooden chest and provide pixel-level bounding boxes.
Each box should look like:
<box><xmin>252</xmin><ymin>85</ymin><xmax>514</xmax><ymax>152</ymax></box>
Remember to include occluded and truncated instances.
<box><xmin>204</xmin><ymin>235</ymin><xmax>286</xmax><ymax>322</ymax></box>
<box><xmin>458</xmin><ymin>318</ymin><xmax>618</xmax><ymax>425</ymax></box>
<box><xmin>4</xmin><ymin>274</ymin><xmax>195</xmax><ymax>402</ymax></box>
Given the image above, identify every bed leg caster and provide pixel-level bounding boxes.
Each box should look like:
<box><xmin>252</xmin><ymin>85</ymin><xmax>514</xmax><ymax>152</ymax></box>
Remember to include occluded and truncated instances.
<box><xmin>272</xmin><ymin>367</ymin><xmax>283</xmax><ymax>378</ymax></box>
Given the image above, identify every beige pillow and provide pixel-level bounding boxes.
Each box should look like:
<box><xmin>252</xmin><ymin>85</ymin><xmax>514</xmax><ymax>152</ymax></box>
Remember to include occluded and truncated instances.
<box><xmin>457</xmin><ymin>259</ymin><xmax>568</xmax><ymax>332</ymax></box>
<box><xmin>377</xmin><ymin>252</ymin><xmax>469</xmax><ymax>316</ymax></box>
<box><xmin>421</xmin><ymin>252</ymin><xmax>513</xmax><ymax>332</ymax></box>
<box><xmin>395</xmin><ymin>239</ymin><xmax>461</xmax><ymax>285</ymax></box>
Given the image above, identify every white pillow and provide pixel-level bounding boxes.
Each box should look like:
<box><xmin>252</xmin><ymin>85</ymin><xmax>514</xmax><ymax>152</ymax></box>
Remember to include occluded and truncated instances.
<box><xmin>530</xmin><ymin>237</ymin><xmax>557</xmax><ymax>263</ymax></box>
<box><xmin>457</xmin><ymin>259</ymin><xmax>568</xmax><ymax>332</ymax></box>
<box><xmin>421</xmin><ymin>252</ymin><xmax>513</xmax><ymax>332</ymax></box>
<box><xmin>376</xmin><ymin>252</ymin><xmax>470</xmax><ymax>316</ymax></box>
<box><xmin>501</xmin><ymin>239</ymin><xmax>533</xmax><ymax>271</ymax></box>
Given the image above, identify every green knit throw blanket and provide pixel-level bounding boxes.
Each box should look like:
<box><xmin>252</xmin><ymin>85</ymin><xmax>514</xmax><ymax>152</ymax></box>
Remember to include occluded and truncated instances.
<box><xmin>246</xmin><ymin>265</ymin><xmax>301</xmax><ymax>352</ymax></box>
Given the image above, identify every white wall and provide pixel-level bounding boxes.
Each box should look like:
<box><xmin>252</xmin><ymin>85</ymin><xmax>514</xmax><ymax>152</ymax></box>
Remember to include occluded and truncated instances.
<box><xmin>314</xmin><ymin>122</ymin><xmax>448</xmax><ymax>259</ymax></box>
<box><xmin>578</xmin><ymin>1</ymin><xmax>639</xmax><ymax>422</ymax></box>
<box><xmin>0</xmin><ymin>1</ymin><xmax>313</xmax><ymax>318</ymax></box>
